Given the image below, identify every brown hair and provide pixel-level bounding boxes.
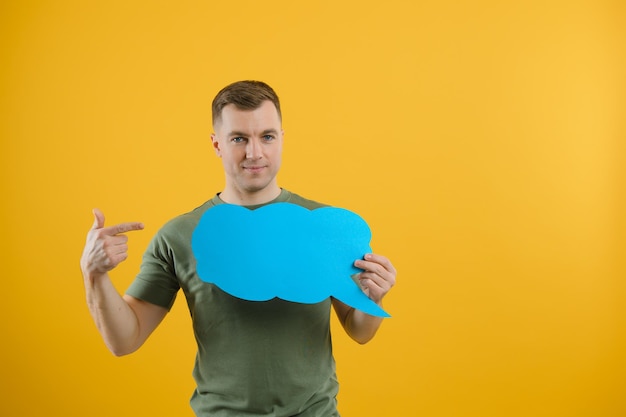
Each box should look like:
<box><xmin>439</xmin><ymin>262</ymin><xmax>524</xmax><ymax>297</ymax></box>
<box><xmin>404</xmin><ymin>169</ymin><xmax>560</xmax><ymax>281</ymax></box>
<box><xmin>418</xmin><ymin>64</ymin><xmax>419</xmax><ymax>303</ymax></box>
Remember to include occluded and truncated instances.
<box><xmin>212</xmin><ymin>80</ymin><xmax>281</xmax><ymax>126</ymax></box>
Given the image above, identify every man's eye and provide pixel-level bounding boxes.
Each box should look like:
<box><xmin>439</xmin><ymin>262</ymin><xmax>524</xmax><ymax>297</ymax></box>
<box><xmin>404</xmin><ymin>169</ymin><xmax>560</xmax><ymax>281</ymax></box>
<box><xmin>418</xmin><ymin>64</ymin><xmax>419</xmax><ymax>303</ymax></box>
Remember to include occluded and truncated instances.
<box><xmin>263</xmin><ymin>135</ymin><xmax>274</xmax><ymax>141</ymax></box>
<box><xmin>232</xmin><ymin>137</ymin><xmax>245</xmax><ymax>143</ymax></box>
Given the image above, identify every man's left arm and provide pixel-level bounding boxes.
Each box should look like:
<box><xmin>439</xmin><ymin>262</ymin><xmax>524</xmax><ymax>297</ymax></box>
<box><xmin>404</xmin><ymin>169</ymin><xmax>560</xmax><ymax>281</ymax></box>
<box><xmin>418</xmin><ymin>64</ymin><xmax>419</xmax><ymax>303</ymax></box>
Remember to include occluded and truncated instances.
<box><xmin>332</xmin><ymin>253</ymin><xmax>397</xmax><ymax>344</ymax></box>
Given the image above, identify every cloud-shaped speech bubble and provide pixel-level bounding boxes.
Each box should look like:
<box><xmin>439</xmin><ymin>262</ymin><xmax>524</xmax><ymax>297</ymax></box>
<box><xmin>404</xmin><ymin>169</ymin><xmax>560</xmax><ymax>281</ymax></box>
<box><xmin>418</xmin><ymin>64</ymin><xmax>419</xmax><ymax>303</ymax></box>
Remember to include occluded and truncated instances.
<box><xmin>191</xmin><ymin>203</ymin><xmax>390</xmax><ymax>317</ymax></box>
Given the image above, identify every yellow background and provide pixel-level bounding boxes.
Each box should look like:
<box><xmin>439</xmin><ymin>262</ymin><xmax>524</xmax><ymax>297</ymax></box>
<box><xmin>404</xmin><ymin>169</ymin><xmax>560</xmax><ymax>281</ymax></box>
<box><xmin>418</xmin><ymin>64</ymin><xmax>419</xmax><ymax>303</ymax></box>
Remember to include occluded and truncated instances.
<box><xmin>1</xmin><ymin>1</ymin><xmax>624</xmax><ymax>416</ymax></box>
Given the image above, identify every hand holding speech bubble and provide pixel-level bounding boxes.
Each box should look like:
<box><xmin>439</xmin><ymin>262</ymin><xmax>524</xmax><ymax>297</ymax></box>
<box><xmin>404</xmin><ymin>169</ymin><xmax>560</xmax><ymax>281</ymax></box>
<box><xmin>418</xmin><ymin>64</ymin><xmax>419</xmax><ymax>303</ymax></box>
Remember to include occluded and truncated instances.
<box><xmin>191</xmin><ymin>203</ymin><xmax>390</xmax><ymax>317</ymax></box>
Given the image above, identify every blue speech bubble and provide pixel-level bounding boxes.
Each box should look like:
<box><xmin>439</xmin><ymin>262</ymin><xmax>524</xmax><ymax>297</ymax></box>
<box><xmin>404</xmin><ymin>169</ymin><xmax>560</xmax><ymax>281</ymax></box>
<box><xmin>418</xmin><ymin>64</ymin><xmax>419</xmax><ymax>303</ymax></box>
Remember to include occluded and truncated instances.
<box><xmin>191</xmin><ymin>203</ymin><xmax>390</xmax><ymax>317</ymax></box>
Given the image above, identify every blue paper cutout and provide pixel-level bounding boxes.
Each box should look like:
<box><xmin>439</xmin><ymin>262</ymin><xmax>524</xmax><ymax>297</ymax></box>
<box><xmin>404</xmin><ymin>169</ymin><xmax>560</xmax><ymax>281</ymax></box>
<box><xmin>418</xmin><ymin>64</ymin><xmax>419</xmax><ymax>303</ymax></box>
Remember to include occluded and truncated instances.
<box><xmin>191</xmin><ymin>202</ymin><xmax>390</xmax><ymax>317</ymax></box>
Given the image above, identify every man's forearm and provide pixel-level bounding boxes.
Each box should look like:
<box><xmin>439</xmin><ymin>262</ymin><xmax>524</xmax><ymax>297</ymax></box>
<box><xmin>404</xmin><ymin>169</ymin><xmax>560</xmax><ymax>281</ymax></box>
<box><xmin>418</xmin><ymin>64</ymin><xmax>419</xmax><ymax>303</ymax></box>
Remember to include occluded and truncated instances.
<box><xmin>343</xmin><ymin>306</ymin><xmax>384</xmax><ymax>344</ymax></box>
<box><xmin>84</xmin><ymin>272</ymin><xmax>141</xmax><ymax>356</ymax></box>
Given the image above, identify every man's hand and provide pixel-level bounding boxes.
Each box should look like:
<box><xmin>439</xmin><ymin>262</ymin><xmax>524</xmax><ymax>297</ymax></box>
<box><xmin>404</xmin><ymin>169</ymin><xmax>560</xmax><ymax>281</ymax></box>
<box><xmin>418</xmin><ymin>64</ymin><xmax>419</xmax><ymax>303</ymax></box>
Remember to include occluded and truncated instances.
<box><xmin>332</xmin><ymin>253</ymin><xmax>396</xmax><ymax>344</ymax></box>
<box><xmin>80</xmin><ymin>208</ymin><xmax>144</xmax><ymax>279</ymax></box>
<box><xmin>353</xmin><ymin>253</ymin><xmax>397</xmax><ymax>304</ymax></box>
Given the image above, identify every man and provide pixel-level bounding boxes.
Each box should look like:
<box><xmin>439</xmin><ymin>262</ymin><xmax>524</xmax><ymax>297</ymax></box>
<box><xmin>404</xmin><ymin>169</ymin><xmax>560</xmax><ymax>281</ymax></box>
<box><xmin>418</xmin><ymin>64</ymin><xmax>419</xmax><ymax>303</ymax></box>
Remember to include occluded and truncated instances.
<box><xmin>80</xmin><ymin>80</ymin><xmax>396</xmax><ymax>416</ymax></box>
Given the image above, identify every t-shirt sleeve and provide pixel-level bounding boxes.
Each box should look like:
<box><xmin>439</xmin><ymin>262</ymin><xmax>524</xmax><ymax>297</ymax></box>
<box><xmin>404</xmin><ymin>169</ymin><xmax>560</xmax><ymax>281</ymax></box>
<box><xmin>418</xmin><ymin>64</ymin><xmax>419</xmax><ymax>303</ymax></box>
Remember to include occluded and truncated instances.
<box><xmin>126</xmin><ymin>230</ymin><xmax>180</xmax><ymax>310</ymax></box>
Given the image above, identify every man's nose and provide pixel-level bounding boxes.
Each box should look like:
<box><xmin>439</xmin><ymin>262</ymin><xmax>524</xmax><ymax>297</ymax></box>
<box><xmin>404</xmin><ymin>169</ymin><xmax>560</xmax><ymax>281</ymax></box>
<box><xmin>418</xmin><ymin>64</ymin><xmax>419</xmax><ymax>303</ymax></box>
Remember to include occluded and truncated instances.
<box><xmin>246</xmin><ymin>138</ymin><xmax>262</xmax><ymax>159</ymax></box>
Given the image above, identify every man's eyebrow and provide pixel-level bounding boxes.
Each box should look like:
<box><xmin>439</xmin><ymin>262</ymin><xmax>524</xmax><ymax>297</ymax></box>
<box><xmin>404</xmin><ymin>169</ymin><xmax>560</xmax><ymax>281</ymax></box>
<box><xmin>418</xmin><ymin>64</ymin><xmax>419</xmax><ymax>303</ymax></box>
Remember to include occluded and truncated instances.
<box><xmin>226</xmin><ymin>129</ymin><xmax>279</xmax><ymax>137</ymax></box>
<box><xmin>260</xmin><ymin>129</ymin><xmax>279</xmax><ymax>136</ymax></box>
<box><xmin>227</xmin><ymin>131</ymin><xmax>248</xmax><ymax>137</ymax></box>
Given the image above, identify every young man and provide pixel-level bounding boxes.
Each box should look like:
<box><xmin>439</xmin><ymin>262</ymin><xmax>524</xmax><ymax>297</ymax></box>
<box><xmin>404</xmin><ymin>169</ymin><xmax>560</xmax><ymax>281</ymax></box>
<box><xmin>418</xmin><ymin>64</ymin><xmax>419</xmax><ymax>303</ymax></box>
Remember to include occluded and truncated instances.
<box><xmin>80</xmin><ymin>80</ymin><xmax>396</xmax><ymax>416</ymax></box>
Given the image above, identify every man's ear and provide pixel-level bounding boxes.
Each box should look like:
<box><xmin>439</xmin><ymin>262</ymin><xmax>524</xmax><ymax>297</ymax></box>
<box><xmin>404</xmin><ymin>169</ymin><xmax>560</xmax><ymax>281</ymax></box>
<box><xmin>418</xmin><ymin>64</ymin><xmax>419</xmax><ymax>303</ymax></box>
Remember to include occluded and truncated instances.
<box><xmin>211</xmin><ymin>133</ymin><xmax>221</xmax><ymax>157</ymax></box>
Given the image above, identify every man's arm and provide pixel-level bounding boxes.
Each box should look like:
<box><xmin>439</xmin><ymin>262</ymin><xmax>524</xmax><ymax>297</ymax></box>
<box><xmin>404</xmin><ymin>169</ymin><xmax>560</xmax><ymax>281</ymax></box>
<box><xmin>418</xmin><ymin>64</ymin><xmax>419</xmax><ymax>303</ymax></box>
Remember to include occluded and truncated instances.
<box><xmin>332</xmin><ymin>253</ymin><xmax>396</xmax><ymax>344</ymax></box>
<box><xmin>80</xmin><ymin>209</ymin><xmax>167</xmax><ymax>356</ymax></box>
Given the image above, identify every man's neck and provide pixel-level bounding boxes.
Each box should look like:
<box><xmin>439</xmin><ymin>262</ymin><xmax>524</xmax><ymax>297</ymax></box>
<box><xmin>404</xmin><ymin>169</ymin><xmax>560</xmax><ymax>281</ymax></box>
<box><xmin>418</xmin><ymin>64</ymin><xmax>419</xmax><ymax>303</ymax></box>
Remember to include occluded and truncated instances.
<box><xmin>218</xmin><ymin>185</ymin><xmax>282</xmax><ymax>206</ymax></box>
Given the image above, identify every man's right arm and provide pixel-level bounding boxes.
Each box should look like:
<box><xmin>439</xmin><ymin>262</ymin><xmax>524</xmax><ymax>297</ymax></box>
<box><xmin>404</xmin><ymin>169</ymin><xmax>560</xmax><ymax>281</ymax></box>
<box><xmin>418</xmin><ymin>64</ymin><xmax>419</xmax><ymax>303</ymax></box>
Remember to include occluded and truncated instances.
<box><xmin>80</xmin><ymin>209</ymin><xmax>168</xmax><ymax>356</ymax></box>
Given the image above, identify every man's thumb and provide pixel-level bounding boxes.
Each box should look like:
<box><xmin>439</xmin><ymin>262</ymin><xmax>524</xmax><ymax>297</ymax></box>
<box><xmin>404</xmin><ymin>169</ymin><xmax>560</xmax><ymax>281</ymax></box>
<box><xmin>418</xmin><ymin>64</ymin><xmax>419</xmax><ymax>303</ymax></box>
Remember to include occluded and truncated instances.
<box><xmin>92</xmin><ymin>208</ymin><xmax>105</xmax><ymax>229</ymax></box>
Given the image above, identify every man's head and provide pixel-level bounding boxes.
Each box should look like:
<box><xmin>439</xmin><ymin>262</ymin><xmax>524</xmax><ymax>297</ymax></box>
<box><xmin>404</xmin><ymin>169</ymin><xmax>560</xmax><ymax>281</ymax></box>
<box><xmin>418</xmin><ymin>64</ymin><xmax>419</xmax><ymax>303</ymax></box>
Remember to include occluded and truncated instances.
<box><xmin>212</xmin><ymin>80</ymin><xmax>282</xmax><ymax>128</ymax></box>
<box><xmin>210</xmin><ymin>81</ymin><xmax>284</xmax><ymax>205</ymax></box>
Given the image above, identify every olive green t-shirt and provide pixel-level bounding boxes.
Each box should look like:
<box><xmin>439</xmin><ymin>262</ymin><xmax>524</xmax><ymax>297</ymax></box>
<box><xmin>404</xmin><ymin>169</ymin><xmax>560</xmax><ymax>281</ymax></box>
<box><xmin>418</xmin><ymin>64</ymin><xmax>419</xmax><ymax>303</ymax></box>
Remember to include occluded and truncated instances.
<box><xmin>126</xmin><ymin>189</ymin><xmax>340</xmax><ymax>416</ymax></box>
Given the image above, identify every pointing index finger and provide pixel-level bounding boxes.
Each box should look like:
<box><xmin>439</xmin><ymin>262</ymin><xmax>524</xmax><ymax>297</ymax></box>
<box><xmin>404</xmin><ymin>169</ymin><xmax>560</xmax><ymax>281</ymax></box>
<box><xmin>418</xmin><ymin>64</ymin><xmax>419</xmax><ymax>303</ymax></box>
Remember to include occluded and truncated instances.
<box><xmin>104</xmin><ymin>221</ymin><xmax>145</xmax><ymax>236</ymax></box>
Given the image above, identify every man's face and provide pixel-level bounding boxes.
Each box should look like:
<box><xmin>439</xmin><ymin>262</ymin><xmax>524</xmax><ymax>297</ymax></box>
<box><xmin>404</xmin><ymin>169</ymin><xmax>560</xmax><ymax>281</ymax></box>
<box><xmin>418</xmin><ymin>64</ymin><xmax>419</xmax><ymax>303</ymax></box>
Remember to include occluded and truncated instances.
<box><xmin>211</xmin><ymin>101</ymin><xmax>283</xmax><ymax>203</ymax></box>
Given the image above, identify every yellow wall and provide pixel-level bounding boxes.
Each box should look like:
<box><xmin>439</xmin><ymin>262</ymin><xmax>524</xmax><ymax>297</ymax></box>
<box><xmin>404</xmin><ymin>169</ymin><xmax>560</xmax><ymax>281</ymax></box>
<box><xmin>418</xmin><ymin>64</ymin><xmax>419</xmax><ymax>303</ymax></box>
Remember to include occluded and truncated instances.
<box><xmin>1</xmin><ymin>1</ymin><xmax>624</xmax><ymax>416</ymax></box>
